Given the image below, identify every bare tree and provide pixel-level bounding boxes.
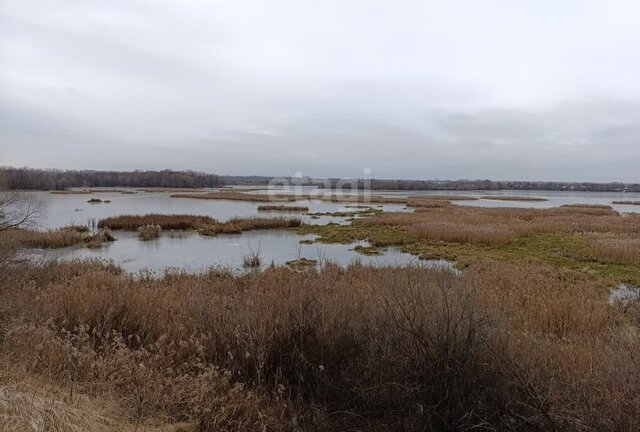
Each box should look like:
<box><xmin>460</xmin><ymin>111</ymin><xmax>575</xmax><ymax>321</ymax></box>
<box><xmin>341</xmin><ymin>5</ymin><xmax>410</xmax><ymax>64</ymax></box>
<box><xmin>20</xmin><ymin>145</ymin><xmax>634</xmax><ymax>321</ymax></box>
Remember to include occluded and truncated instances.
<box><xmin>0</xmin><ymin>172</ymin><xmax>41</xmax><ymax>231</ymax></box>
<box><xmin>0</xmin><ymin>192</ymin><xmax>40</xmax><ymax>231</ymax></box>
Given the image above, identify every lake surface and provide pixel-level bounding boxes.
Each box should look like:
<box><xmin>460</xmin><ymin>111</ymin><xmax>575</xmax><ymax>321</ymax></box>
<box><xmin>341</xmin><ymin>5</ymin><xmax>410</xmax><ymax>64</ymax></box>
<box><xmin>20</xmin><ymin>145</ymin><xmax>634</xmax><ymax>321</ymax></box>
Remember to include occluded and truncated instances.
<box><xmin>32</xmin><ymin>230</ymin><xmax>438</xmax><ymax>273</ymax></box>
<box><xmin>26</xmin><ymin>190</ymin><xmax>417</xmax><ymax>272</ymax></box>
<box><xmin>24</xmin><ymin>187</ymin><xmax>640</xmax><ymax>273</ymax></box>
<box><xmin>28</xmin><ymin>190</ymin><xmax>406</xmax><ymax>229</ymax></box>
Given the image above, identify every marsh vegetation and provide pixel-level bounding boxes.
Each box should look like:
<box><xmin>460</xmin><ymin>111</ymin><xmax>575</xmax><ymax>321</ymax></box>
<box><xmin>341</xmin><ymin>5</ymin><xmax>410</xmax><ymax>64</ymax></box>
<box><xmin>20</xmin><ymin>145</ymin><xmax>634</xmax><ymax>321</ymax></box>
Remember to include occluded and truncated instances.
<box><xmin>3</xmin><ymin>188</ymin><xmax>640</xmax><ymax>431</ymax></box>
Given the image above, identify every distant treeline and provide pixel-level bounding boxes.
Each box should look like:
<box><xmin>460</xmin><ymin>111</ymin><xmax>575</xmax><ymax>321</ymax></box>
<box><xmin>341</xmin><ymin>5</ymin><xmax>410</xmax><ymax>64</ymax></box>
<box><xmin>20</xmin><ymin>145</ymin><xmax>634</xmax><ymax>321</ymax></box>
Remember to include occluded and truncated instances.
<box><xmin>3</xmin><ymin>167</ymin><xmax>638</xmax><ymax>192</ymax></box>
<box><xmin>315</xmin><ymin>178</ymin><xmax>640</xmax><ymax>192</ymax></box>
<box><xmin>1</xmin><ymin>167</ymin><xmax>223</xmax><ymax>190</ymax></box>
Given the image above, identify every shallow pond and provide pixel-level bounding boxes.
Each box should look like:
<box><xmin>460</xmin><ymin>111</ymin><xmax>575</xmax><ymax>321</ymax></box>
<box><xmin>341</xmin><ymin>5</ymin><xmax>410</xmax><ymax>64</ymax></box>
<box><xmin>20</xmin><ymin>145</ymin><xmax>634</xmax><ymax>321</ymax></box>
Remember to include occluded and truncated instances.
<box><xmin>30</xmin><ymin>229</ymin><xmax>450</xmax><ymax>274</ymax></box>
<box><xmin>23</xmin><ymin>187</ymin><xmax>639</xmax><ymax>273</ymax></box>
<box><xmin>27</xmin><ymin>190</ymin><xmax>405</xmax><ymax>229</ymax></box>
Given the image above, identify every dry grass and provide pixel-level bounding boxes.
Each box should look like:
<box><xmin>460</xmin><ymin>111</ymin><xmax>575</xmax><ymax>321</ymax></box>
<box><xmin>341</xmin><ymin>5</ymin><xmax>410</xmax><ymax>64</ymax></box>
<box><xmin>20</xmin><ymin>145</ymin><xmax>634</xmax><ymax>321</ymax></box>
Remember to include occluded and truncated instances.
<box><xmin>139</xmin><ymin>187</ymin><xmax>208</xmax><ymax>193</ymax></box>
<box><xmin>137</xmin><ymin>224</ymin><xmax>162</xmax><ymax>241</ymax></box>
<box><xmin>561</xmin><ymin>203</ymin><xmax>613</xmax><ymax>210</ymax></box>
<box><xmin>50</xmin><ymin>190</ymin><xmax>92</xmax><ymax>195</ymax></box>
<box><xmin>590</xmin><ymin>234</ymin><xmax>640</xmax><ymax>265</ymax></box>
<box><xmin>480</xmin><ymin>195</ymin><xmax>548</xmax><ymax>201</ymax></box>
<box><xmin>613</xmin><ymin>200</ymin><xmax>640</xmax><ymax>206</ymax></box>
<box><xmin>98</xmin><ymin>214</ymin><xmax>217</xmax><ymax>231</ymax></box>
<box><xmin>172</xmin><ymin>191</ymin><xmax>298</xmax><ymax>202</ymax></box>
<box><xmin>361</xmin><ymin>205</ymin><xmax>638</xmax><ymax>246</ymax></box>
<box><xmin>0</xmin><ymin>258</ymin><xmax>639</xmax><ymax>431</ymax></box>
<box><xmin>257</xmin><ymin>205</ymin><xmax>309</xmax><ymax>212</ymax></box>
<box><xmin>199</xmin><ymin>216</ymin><xmax>301</xmax><ymax>235</ymax></box>
<box><xmin>173</xmin><ymin>191</ymin><xmax>409</xmax><ymax>204</ymax></box>
<box><xmin>4</xmin><ymin>227</ymin><xmax>115</xmax><ymax>249</ymax></box>
<box><xmin>98</xmin><ymin>214</ymin><xmax>301</xmax><ymax>237</ymax></box>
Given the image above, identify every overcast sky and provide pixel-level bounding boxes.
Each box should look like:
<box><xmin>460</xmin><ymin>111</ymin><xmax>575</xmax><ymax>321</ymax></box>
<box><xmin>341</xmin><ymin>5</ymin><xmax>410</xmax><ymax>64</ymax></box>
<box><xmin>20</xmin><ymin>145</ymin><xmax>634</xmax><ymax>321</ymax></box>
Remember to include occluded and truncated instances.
<box><xmin>1</xmin><ymin>0</ymin><xmax>639</xmax><ymax>181</ymax></box>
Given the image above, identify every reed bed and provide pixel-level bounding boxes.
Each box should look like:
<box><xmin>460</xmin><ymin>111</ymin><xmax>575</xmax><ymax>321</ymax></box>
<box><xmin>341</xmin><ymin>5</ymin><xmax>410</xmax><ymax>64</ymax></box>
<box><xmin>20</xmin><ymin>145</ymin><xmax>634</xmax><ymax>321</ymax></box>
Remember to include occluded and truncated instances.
<box><xmin>98</xmin><ymin>214</ymin><xmax>217</xmax><ymax>230</ymax></box>
<box><xmin>97</xmin><ymin>214</ymin><xmax>301</xmax><ymax>238</ymax></box>
<box><xmin>0</xmin><ymin>258</ymin><xmax>638</xmax><ymax>431</ymax></box>
<box><xmin>368</xmin><ymin>205</ymin><xmax>639</xmax><ymax>244</ymax></box>
<box><xmin>172</xmin><ymin>191</ymin><xmax>299</xmax><ymax>202</ymax></box>
<box><xmin>561</xmin><ymin>203</ymin><xmax>614</xmax><ymax>210</ymax></box>
<box><xmin>480</xmin><ymin>195</ymin><xmax>548</xmax><ymax>201</ymax></box>
<box><xmin>139</xmin><ymin>187</ymin><xmax>208</xmax><ymax>192</ymax></box>
<box><xmin>50</xmin><ymin>190</ymin><xmax>92</xmax><ymax>194</ymax></box>
<box><xmin>137</xmin><ymin>224</ymin><xmax>162</xmax><ymax>240</ymax></box>
<box><xmin>173</xmin><ymin>190</ymin><xmax>410</xmax><ymax>204</ymax></box>
<box><xmin>199</xmin><ymin>216</ymin><xmax>302</xmax><ymax>235</ymax></box>
<box><xmin>4</xmin><ymin>227</ymin><xmax>114</xmax><ymax>249</ymax></box>
<box><xmin>257</xmin><ymin>205</ymin><xmax>309</xmax><ymax>212</ymax></box>
<box><xmin>590</xmin><ymin>234</ymin><xmax>640</xmax><ymax>265</ymax></box>
<box><xmin>613</xmin><ymin>200</ymin><xmax>640</xmax><ymax>205</ymax></box>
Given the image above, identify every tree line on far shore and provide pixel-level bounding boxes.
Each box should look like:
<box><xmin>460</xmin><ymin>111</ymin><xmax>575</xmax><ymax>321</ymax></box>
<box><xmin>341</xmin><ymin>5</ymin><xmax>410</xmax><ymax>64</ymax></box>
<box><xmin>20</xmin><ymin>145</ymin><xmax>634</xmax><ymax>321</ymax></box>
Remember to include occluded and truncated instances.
<box><xmin>0</xmin><ymin>167</ymin><xmax>223</xmax><ymax>190</ymax></box>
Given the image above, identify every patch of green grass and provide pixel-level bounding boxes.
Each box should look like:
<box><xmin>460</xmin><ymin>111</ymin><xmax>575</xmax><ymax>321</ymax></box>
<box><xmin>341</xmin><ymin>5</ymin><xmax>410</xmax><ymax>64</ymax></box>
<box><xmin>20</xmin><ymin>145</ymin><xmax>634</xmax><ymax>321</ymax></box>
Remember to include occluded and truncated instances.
<box><xmin>307</xmin><ymin>208</ymin><xmax>382</xmax><ymax>218</ymax></box>
<box><xmin>286</xmin><ymin>257</ymin><xmax>317</xmax><ymax>270</ymax></box>
<box><xmin>352</xmin><ymin>245</ymin><xmax>381</xmax><ymax>256</ymax></box>
<box><xmin>300</xmin><ymin>218</ymin><xmax>640</xmax><ymax>284</ymax></box>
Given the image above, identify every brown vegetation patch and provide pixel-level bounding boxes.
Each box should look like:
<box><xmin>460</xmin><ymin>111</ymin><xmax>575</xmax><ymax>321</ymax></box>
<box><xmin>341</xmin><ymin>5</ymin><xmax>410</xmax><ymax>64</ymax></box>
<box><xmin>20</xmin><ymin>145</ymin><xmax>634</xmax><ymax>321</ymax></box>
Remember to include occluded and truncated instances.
<box><xmin>98</xmin><ymin>214</ymin><xmax>217</xmax><ymax>231</ymax></box>
<box><xmin>613</xmin><ymin>200</ymin><xmax>640</xmax><ymax>206</ymax></box>
<box><xmin>199</xmin><ymin>217</ymin><xmax>302</xmax><ymax>235</ymax></box>
<box><xmin>5</xmin><ymin>226</ymin><xmax>114</xmax><ymax>249</ymax></box>
<box><xmin>98</xmin><ymin>214</ymin><xmax>302</xmax><ymax>238</ymax></box>
<box><xmin>50</xmin><ymin>190</ymin><xmax>92</xmax><ymax>194</ymax></box>
<box><xmin>480</xmin><ymin>195</ymin><xmax>548</xmax><ymax>201</ymax></box>
<box><xmin>138</xmin><ymin>224</ymin><xmax>162</xmax><ymax>241</ymax></box>
<box><xmin>1</xmin><ymin>259</ymin><xmax>639</xmax><ymax>430</ymax></box>
<box><xmin>257</xmin><ymin>205</ymin><xmax>309</xmax><ymax>212</ymax></box>
<box><xmin>172</xmin><ymin>191</ymin><xmax>298</xmax><ymax>202</ymax></box>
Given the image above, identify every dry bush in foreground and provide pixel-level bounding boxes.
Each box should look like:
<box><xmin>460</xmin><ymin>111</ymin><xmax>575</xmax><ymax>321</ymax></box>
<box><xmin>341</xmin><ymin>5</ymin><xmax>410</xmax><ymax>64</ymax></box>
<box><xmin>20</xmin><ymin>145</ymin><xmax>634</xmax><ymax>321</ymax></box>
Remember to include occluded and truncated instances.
<box><xmin>1</xmin><ymin>258</ymin><xmax>639</xmax><ymax>431</ymax></box>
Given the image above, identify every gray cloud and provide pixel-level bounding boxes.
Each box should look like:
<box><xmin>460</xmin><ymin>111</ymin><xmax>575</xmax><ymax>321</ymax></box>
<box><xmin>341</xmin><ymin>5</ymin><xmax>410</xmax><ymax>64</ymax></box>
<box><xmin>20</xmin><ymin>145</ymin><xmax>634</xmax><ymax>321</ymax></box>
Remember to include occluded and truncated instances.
<box><xmin>1</xmin><ymin>0</ymin><xmax>640</xmax><ymax>181</ymax></box>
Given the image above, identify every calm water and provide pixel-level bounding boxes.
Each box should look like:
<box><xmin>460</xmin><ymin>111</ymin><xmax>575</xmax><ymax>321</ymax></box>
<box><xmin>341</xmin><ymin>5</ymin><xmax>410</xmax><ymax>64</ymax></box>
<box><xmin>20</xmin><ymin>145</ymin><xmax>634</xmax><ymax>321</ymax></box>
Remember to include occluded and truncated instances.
<box><xmin>25</xmin><ymin>188</ymin><xmax>639</xmax><ymax>273</ymax></box>
<box><xmin>28</xmin><ymin>190</ymin><xmax>406</xmax><ymax>229</ymax></box>
<box><xmin>26</xmin><ymin>190</ymin><xmax>418</xmax><ymax>272</ymax></box>
<box><xmin>32</xmin><ymin>230</ymin><xmax>439</xmax><ymax>273</ymax></box>
<box><xmin>245</xmin><ymin>186</ymin><xmax>640</xmax><ymax>213</ymax></box>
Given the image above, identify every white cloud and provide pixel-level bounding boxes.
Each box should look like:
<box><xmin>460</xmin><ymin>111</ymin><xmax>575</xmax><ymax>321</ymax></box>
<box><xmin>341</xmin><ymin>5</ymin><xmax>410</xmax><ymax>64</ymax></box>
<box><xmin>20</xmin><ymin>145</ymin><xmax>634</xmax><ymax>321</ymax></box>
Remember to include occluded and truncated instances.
<box><xmin>1</xmin><ymin>0</ymin><xmax>640</xmax><ymax>181</ymax></box>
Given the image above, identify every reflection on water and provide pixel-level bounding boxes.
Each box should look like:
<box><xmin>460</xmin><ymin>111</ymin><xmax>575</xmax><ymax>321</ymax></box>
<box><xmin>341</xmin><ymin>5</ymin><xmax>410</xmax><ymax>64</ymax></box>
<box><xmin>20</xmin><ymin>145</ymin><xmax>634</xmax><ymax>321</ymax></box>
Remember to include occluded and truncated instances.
<box><xmin>28</xmin><ymin>190</ymin><xmax>407</xmax><ymax>229</ymax></box>
<box><xmin>25</xmin><ymin>188</ymin><xmax>640</xmax><ymax>273</ymax></box>
<box><xmin>32</xmin><ymin>230</ymin><xmax>450</xmax><ymax>274</ymax></box>
<box><xmin>610</xmin><ymin>283</ymin><xmax>640</xmax><ymax>305</ymax></box>
<box><xmin>373</xmin><ymin>189</ymin><xmax>640</xmax><ymax>213</ymax></box>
